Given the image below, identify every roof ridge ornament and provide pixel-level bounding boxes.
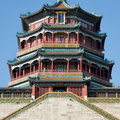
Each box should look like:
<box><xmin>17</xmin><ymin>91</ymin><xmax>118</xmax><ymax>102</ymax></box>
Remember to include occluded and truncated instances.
<box><xmin>91</xmin><ymin>12</ymin><xmax>102</xmax><ymax>17</ymax></box>
<box><xmin>57</xmin><ymin>0</ymin><xmax>67</xmax><ymax>2</ymax></box>
<box><xmin>57</xmin><ymin>0</ymin><xmax>79</xmax><ymax>7</ymax></box>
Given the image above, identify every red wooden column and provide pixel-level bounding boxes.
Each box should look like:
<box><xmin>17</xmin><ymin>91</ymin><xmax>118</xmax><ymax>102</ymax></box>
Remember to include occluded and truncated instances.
<box><xmin>47</xmin><ymin>18</ymin><xmax>49</xmax><ymax>23</ymax></box>
<box><xmin>44</xmin><ymin>33</ymin><xmax>46</xmax><ymax>43</ymax></box>
<box><xmin>26</xmin><ymin>40</ymin><xmax>28</xmax><ymax>49</ymax></box>
<box><xmin>83</xmin><ymin>35</ymin><xmax>86</xmax><ymax>45</ymax></box>
<box><xmin>67</xmin><ymin>59</ymin><xmax>70</xmax><ymax>72</ymax></box>
<box><xmin>36</xmin><ymin>35</ymin><xmax>38</xmax><ymax>45</ymax></box>
<box><xmin>79</xmin><ymin>59</ymin><xmax>82</xmax><ymax>72</ymax></box>
<box><xmin>96</xmin><ymin>68</ymin><xmax>98</xmax><ymax>76</ymax></box>
<box><xmin>24</xmin><ymin>41</ymin><xmax>26</xmax><ymax>50</ymax></box>
<box><xmin>16</xmin><ymin>71</ymin><xmax>18</xmax><ymax>79</ymax></box>
<box><xmin>100</xmin><ymin>66</ymin><xmax>102</xmax><ymax>79</ymax></box>
<box><xmin>94</xmin><ymin>40</ymin><xmax>96</xmax><ymax>50</ymax></box>
<box><xmin>42</xmin><ymin>33</ymin><xmax>45</xmax><ymax>43</ymax></box>
<box><xmin>30</xmin><ymin>63</ymin><xmax>32</xmax><ymax>74</ymax></box>
<box><xmin>52</xmin><ymin>32</ymin><xmax>54</xmax><ymax>44</ymax></box>
<box><xmin>23</xmin><ymin>69</ymin><xmax>25</xmax><ymax>76</ymax></box>
<box><xmin>67</xmin><ymin>86</ymin><xmax>70</xmax><ymax>92</ymax></box>
<box><xmin>19</xmin><ymin>67</ymin><xmax>21</xmax><ymax>77</ymax></box>
<box><xmin>10</xmin><ymin>68</ymin><xmax>13</xmax><ymax>81</ymax></box>
<box><xmin>41</xmin><ymin>60</ymin><xmax>43</xmax><ymax>72</ymax></box>
<box><xmin>32</xmin><ymin>85</ymin><xmax>36</xmax><ymax>100</ymax></box>
<box><xmin>53</xmin><ymin>17</ymin><xmax>55</xmax><ymax>24</ymax></box>
<box><xmin>108</xmin><ymin>69</ymin><xmax>110</xmax><ymax>81</ymax></box>
<box><xmin>67</xmin><ymin>32</ymin><xmax>70</xmax><ymax>44</ymax></box>
<box><xmin>82</xmin><ymin>85</ymin><xmax>87</xmax><ymax>100</ymax></box>
<box><xmin>38</xmin><ymin>59</ymin><xmax>41</xmax><ymax>72</ymax></box>
<box><xmin>49</xmin><ymin>86</ymin><xmax>53</xmax><ymax>92</ymax></box>
<box><xmin>100</xmin><ymin>41</ymin><xmax>102</xmax><ymax>52</ymax></box>
<box><xmin>89</xmin><ymin>62</ymin><xmax>91</xmax><ymax>74</ymax></box>
<box><xmin>19</xmin><ymin>42</ymin><xmax>22</xmax><ymax>51</ymax></box>
<box><xmin>78</xmin><ymin>60</ymin><xmax>79</xmax><ymax>72</ymax></box>
<box><xmin>51</xmin><ymin>59</ymin><xmax>54</xmax><ymax>72</ymax></box>
<box><xmin>77</xmin><ymin>32</ymin><xmax>79</xmax><ymax>44</ymax></box>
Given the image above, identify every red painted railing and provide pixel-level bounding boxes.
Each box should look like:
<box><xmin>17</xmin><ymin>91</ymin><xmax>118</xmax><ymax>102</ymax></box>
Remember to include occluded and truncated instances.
<box><xmin>20</xmin><ymin>41</ymin><xmax>78</xmax><ymax>52</ymax></box>
<box><xmin>82</xmin><ymin>70</ymin><xmax>109</xmax><ymax>81</ymax></box>
<box><xmin>12</xmin><ymin>69</ymin><xmax>109</xmax><ymax>81</ymax></box>
<box><xmin>11</xmin><ymin>69</ymin><xmax>79</xmax><ymax>81</ymax></box>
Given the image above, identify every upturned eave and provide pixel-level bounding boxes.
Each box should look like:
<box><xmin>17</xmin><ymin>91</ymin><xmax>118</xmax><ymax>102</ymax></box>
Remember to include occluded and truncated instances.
<box><xmin>17</xmin><ymin>23</ymin><xmax>105</xmax><ymax>39</ymax></box>
<box><xmin>8</xmin><ymin>48</ymin><xmax>84</xmax><ymax>65</ymax></box>
<box><xmin>84</xmin><ymin>52</ymin><xmax>114</xmax><ymax>66</ymax></box>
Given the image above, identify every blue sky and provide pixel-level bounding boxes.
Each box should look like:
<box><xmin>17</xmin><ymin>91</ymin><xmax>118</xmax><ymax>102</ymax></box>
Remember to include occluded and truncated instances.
<box><xmin>0</xmin><ymin>0</ymin><xmax>120</xmax><ymax>87</ymax></box>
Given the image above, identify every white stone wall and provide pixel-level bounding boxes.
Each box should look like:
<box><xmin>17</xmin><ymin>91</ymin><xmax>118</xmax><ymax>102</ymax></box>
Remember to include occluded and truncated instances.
<box><xmin>0</xmin><ymin>103</ymin><xmax>27</xmax><ymax>119</ymax></box>
<box><xmin>93</xmin><ymin>103</ymin><xmax>120</xmax><ymax>119</ymax></box>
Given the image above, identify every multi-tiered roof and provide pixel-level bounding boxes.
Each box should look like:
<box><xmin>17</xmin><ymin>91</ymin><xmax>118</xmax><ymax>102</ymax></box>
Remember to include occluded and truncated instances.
<box><xmin>20</xmin><ymin>0</ymin><xmax>102</xmax><ymax>32</ymax></box>
<box><xmin>8</xmin><ymin>0</ymin><xmax>114</xmax><ymax>92</ymax></box>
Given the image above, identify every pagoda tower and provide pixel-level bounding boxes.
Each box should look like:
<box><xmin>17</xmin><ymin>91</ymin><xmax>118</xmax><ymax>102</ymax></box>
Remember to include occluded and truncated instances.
<box><xmin>8</xmin><ymin>0</ymin><xmax>114</xmax><ymax>99</ymax></box>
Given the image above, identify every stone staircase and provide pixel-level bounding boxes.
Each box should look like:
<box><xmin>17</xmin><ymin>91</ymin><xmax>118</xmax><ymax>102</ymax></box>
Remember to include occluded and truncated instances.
<box><xmin>1</xmin><ymin>92</ymin><xmax>119</xmax><ymax>120</ymax></box>
<box><xmin>11</xmin><ymin>98</ymin><xmax>107</xmax><ymax>120</ymax></box>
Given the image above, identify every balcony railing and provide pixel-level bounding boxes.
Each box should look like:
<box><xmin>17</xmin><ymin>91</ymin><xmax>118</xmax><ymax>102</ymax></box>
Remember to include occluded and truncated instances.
<box><xmin>69</xmin><ymin>69</ymin><xmax>78</xmax><ymax>72</ymax></box>
<box><xmin>45</xmin><ymin>41</ymin><xmax>78</xmax><ymax>44</ymax></box>
<box><xmin>2</xmin><ymin>93</ymin><xmax>119</xmax><ymax>120</ymax></box>
<box><xmin>11</xmin><ymin>69</ymin><xmax>79</xmax><ymax>81</ymax></box>
<box><xmin>12</xmin><ymin>70</ymin><xmax>39</xmax><ymax>81</ymax></box>
<box><xmin>41</xmin><ymin>69</ymin><xmax>79</xmax><ymax>72</ymax></box>
<box><xmin>53</xmin><ymin>69</ymin><xmax>67</xmax><ymax>72</ymax></box>
<box><xmin>82</xmin><ymin>70</ymin><xmax>109</xmax><ymax>81</ymax></box>
<box><xmin>20</xmin><ymin>41</ymin><xmax>79</xmax><ymax>51</ymax></box>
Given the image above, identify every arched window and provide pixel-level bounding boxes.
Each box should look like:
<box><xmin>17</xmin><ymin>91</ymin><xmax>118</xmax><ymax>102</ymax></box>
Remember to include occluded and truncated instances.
<box><xmin>46</xmin><ymin>32</ymin><xmax>52</xmax><ymax>43</ymax></box>
<box><xmin>28</xmin><ymin>36</ymin><xmax>36</xmax><ymax>47</ymax></box>
<box><xmin>91</xmin><ymin>64</ymin><xmax>100</xmax><ymax>76</ymax></box>
<box><xmin>31</xmin><ymin>60</ymin><xmax>39</xmax><ymax>72</ymax></box>
<box><xmin>54</xmin><ymin>59</ymin><xmax>67</xmax><ymax>72</ymax></box>
<box><xmin>96</xmin><ymin>40</ymin><xmax>101</xmax><ymax>50</ymax></box>
<box><xmin>21</xmin><ymin>40</ymin><xmax>26</xmax><ymax>50</ymax></box>
<box><xmin>41</xmin><ymin>59</ymin><xmax>51</xmax><ymax>72</ymax></box>
<box><xmin>13</xmin><ymin>67</ymin><xmax>19</xmax><ymax>79</ymax></box>
<box><xmin>70</xmin><ymin>59</ymin><xmax>78</xmax><ymax>71</ymax></box>
<box><xmin>82</xmin><ymin>60</ymin><xmax>89</xmax><ymax>73</ymax></box>
<box><xmin>55</xmin><ymin>33</ymin><xmax>66</xmax><ymax>43</ymax></box>
<box><xmin>70</xmin><ymin>33</ymin><xmax>77</xmax><ymax>43</ymax></box>
<box><xmin>37</xmin><ymin>33</ymin><xmax>42</xmax><ymax>44</ymax></box>
<box><xmin>79</xmin><ymin>33</ymin><xmax>84</xmax><ymax>44</ymax></box>
<box><xmin>101</xmin><ymin>67</ymin><xmax>108</xmax><ymax>79</ymax></box>
<box><xmin>86</xmin><ymin>36</ymin><xmax>93</xmax><ymax>48</ymax></box>
<box><xmin>21</xmin><ymin>63</ymin><xmax>30</xmax><ymax>76</ymax></box>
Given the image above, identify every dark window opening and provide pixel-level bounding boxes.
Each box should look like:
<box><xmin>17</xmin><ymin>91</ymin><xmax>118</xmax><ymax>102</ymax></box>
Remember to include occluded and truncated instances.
<box><xmin>53</xmin><ymin>87</ymin><xmax>67</xmax><ymax>92</ymax></box>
